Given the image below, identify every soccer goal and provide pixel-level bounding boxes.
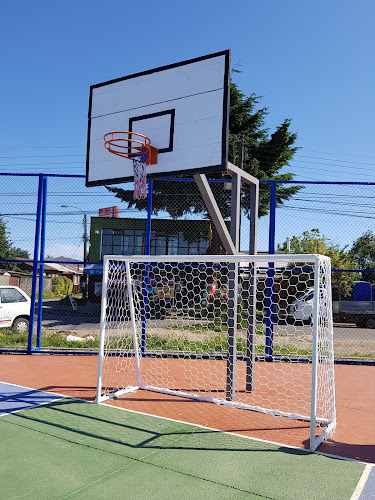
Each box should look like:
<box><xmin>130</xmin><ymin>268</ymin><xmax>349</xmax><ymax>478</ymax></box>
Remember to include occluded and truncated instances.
<box><xmin>96</xmin><ymin>254</ymin><xmax>336</xmax><ymax>451</ymax></box>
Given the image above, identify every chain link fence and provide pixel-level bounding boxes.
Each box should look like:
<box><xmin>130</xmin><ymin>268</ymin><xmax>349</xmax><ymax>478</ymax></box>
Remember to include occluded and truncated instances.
<box><xmin>0</xmin><ymin>173</ymin><xmax>374</xmax><ymax>362</ymax></box>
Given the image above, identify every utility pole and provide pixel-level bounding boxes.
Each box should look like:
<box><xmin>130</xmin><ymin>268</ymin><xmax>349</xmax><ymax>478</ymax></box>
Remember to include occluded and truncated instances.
<box><xmin>82</xmin><ymin>213</ymin><xmax>88</xmax><ymax>302</ymax></box>
<box><xmin>237</xmin><ymin>134</ymin><xmax>244</xmax><ymax>170</ymax></box>
<box><xmin>61</xmin><ymin>205</ymin><xmax>88</xmax><ymax>302</ymax></box>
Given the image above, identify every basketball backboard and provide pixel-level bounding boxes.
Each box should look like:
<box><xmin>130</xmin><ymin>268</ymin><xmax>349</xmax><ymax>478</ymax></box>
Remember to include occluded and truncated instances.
<box><xmin>86</xmin><ymin>50</ymin><xmax>230</xmax><ymax>187</ymax></box>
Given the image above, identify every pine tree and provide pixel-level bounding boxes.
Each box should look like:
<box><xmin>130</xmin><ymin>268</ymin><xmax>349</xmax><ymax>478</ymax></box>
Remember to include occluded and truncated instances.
<box><xmin>107</xmin><ymin>82</ymin><xmax>301</xmax><ymax>250</ymax></box>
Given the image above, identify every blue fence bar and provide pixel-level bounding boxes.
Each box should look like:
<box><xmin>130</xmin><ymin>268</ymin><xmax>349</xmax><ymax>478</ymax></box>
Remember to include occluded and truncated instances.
<box><xmin>36</xmin><ymin>176</ymin><xmax>47</xmax><ymax>350</ymax></box>
<box><xmin>27</xmin><ymin>175</ymin><xmax>44</xmax><ymax>353</ymax></box>
<box><xmin>265</xmin><ymin>181</ymin><xmax>277</xmax><ymax>360</ymax></box>
<box><xmin>141</xmin><ymin>179</ymin><xmax>153</xmax><ymax>355</ymax></box>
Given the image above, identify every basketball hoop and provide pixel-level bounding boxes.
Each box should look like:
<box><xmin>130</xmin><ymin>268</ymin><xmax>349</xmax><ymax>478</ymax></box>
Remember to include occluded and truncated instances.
<box><xmin>103</xmin><ymin>131</ymin><xmax>157</xmax><ymax>200</ymax></box>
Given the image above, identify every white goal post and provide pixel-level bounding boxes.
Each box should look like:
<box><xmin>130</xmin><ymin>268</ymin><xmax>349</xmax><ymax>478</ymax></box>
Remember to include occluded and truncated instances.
<box><xmin>96</xmin><ymin>254</ymin><xmax>336</xmax><ymax>451</ymax></box>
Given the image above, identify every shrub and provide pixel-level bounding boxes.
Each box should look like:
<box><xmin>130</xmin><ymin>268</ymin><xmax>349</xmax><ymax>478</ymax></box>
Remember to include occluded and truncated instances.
<box><xmin>52</xmin><ymin>276</ymin><xmax>73</xmax><ymax>296</ymax></box>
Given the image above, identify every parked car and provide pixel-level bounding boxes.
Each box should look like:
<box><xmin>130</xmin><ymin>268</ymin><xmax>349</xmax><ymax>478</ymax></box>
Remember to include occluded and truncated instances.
<box><xmin>289</xmin><ymin>283</ymin><xmax>375</xmax><ymax>328</ymax></box>
<box><xmin>288</xmin><ymin>288</ymin><xmax>314</xmax><ymax>323</ymax></box>
<box><xmin>0</xmin><ymin>286</ymin><xmax>31</xmax><ymax>333</ymax></box>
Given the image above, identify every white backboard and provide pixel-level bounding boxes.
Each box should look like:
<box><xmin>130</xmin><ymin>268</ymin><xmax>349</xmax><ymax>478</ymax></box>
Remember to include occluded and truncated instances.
<box><xmin>86</xmin><ymin>50</ymin><xmax>230</xmax><ymax>187</ymax></box>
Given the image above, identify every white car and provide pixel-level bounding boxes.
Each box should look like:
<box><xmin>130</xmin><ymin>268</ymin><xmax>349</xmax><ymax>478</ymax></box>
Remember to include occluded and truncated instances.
<box><xmin>0</xmin><ymin>286</ymin><xmax>31</xmax><ymax>333</ymax></box>
<box><xmin>288</xmin><ymin>288</ymin><xmax>314</xmax><ymax>323</ymax></box>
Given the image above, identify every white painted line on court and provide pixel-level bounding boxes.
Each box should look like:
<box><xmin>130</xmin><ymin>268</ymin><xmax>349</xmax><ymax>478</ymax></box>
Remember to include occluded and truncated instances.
<box><xmin>350</xmin><ymin>464</ymin><xmax>373</xmax><ymax>500</ymax></box>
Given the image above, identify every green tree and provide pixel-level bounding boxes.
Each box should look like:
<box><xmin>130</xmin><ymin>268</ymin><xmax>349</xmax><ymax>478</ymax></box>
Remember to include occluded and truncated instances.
<box><xmin>107</xmin><ymin>82</ymin><xmax>301</xmax><ymax>252</ymax></box>
<box><xmin>278</xmin><ymin>229</ymin><xmax>359</xmax><ymax>299</ymax></box>
<box><xmin>0</xmin><ymin>217</ymin><xmax>30</xmax><ymax>271</ymax></box>
<box><xmin>0</xmin><ymin>217</ymin><xmax>12</xmax><ymax>262</ymax></box>
<box><xmin>350</xmin><ymin>231</ymin><xmax>375</xmax><ymax>284</ymax></box>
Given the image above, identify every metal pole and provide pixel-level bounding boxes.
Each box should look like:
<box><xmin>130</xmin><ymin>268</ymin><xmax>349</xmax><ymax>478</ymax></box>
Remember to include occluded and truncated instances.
<box><xmin>96</xmin><ymin>256</ymin><xmax>109</xmax><ymax>403</ymax></box>
<box><xmin>141</xmin><ymin>179</ymin><xmax>153</xmax><ymax>355</ymax></box>
<box><xmin>36</xmin><ymin>176</ymin><xmax>47</xmax><ymax>350</ymax></box>
<box><xmin>27</xmin><ymin>174</ymin><xmax>44</xmax><ymax>354</ymax></box>
<box><xmin>226</xmin><ymin>173</ymin><xmax>240</xmax><ymax>401</ymax></box>
<box><xmin>265</xmin><ymin>181</ymin><xmax>276</xmax><ymax>361</ymax></box>
<box><xmin>310</xmin><ymin>257</ymin><xmax>320</xmax><ymax>451</ymax></box>
<box><xmin>126</xmin><ymin>261</ymin><xmax>143</xmax><ymax>388</ymax></box>
<box><xmin>61</xmin><ymin>205</ymin><xmax>88</xmax><ymax>300</ymax></box>
<box><xmin>246</xmin><ymin>182</ymin><xmax>259</xmax><ymax>391</ymax></box>
<box><xmin>82</xmin><ymin>213</ymin><xmax>88</xmax><ymax>301</ymax></box>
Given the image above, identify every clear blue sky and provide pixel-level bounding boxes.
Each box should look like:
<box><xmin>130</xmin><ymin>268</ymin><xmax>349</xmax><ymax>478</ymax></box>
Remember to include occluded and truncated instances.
<box><xmin>1</xmin><ymin>0</ymin><xmax>375</xmax><ymax>257</ymax></box>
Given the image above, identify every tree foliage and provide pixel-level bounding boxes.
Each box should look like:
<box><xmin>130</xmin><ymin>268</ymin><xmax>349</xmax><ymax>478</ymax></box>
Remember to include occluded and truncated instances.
<box><xmin>0</xmin><ymin>217</ymin><xmax>30</xmax><ymax>271</ymax></box>
<box><xmin>350</xmin><ymin>231</ymin><xmax>375</xmax><ymax>283</ymax></box>
<box><xmin>107</xmin><ymin>82</ymin><xmax>301</xmax><ymax>221</ymax></box>
<box><xmin>278</xmin><ymin>229</ymin><xmax>359</xmax><ymax>298</ymax></box>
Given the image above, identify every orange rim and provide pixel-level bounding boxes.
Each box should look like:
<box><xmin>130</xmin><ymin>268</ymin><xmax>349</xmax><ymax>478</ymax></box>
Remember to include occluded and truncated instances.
<box><xmin>104</xmin><ymin>131</ymin><xmax>151</xmax><ymax>159</ymax></box>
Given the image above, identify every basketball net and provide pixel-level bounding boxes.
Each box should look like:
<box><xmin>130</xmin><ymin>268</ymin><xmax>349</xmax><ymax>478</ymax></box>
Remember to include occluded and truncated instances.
<box><xmin>132</xmin><ymin>146</ymin><xmax>148</xmax><ymax>200</ymax></box>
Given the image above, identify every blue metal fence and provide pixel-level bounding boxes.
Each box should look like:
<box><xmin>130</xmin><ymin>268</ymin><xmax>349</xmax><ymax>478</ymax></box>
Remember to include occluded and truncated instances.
<box><xmin>1</xmin><ymin>172</ymin><xmax>375</xmax><ymax>361</ymax></box>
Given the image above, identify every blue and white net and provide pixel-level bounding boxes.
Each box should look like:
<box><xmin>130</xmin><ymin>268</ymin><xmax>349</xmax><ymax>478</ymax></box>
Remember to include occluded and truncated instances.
<box><xmin>132</xmin><ymin>147</ymin><xmax>148</xmax><ymax>199</ymax></box>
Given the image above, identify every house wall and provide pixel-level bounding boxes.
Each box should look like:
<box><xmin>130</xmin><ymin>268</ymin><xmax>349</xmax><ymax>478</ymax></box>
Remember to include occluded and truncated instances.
<box><xmin>0</xmin><ymin>275</ymin><xmax>12</xmax><ymax>286</ymax></box>
<box><xmin>0</xmin><ymin>273</ymin><xmax>52</xmax><ymax>295</ymax></box>
<box><xmin>18</xmin><ymin>275</ymin><xmax>52</xmax><ymax>295</ymax></box>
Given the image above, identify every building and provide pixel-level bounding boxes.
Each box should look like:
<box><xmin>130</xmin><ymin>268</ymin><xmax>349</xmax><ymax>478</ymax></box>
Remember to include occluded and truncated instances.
<box><xmin>86</xmin><ymin>217</ymin><xmax>215</xmax><ymax>302</ymax></box>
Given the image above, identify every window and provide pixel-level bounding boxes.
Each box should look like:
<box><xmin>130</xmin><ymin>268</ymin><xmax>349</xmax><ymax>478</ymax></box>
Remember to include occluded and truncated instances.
<box><xmin>100</xmin><ymin>228</ymin><xmax>209</xmax><ymax>257</ymax></box>
<box><xmin>0</xmin><ymin>288</ymin><xmax>27</xmax><ymax>303</ymax></box>
<box><xmin>101</xmin><ymin>229</ymin><xmax>146</xmax><ymax>258</ymax></box>
<box><xmin>151</xmin><ymin>233</ymin><xmax>167</xmax><ymax>255</ymax></box>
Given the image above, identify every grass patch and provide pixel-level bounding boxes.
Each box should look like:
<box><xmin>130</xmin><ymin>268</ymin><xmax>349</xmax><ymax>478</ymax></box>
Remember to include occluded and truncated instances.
<box><xmin>0</xmin><ymin>331</ymin><xmax>29</xmax><ymax>347</ymax></box>
<box><xmin>0</xmin><ymin>330</ymin><xmax>99</xmax><ymax>349</ymax></box>
<box><xmin>0</xmin><ymin>329</ymin><xmax>371</xmax><ymax>359</ymax></box>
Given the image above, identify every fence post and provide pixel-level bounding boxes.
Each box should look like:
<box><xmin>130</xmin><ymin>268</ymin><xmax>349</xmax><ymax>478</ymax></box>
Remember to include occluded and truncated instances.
<box><xmin>265</xmin><ymin>181</ymin><xmax>276</xmax><ymax>360</ymax></box>
<box><xmin>141</xmin><ymin>179</ymin><xmax>153</xmax><ymax>355</ymax></box>
<box><xmin>36</xmin><ymin>176</ymin><xmax>47</xmax><ymax>350</ymax></box>
<box><xmin>27</xmin><ymin>174</ymin><xmax>44</xmax><ymax>354</ymax></box>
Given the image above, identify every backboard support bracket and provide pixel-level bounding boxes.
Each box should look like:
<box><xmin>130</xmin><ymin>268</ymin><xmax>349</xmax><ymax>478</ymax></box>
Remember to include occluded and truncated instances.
<box><xmin>194</xmin><ymin>166</ymin><xmax>259</xmax><ymax>398</ymax></box>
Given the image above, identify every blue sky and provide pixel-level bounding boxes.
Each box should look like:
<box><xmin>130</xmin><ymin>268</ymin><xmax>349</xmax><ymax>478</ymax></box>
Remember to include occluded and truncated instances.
<box><xmin>1</xmin><ymin>0</ymin><xmax>375</xmax><ymax>257</ymax></box>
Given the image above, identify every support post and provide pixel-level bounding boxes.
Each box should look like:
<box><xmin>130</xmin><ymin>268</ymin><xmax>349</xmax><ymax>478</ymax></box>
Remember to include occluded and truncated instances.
<box><xmin>226</xmin><ymin>173</ymin><xmax>240</xmax><ymax>401</ymax></box>
<box><xmin>246</xmin><ymin>182</ymin><xmax>259</xmax><ymax>390</ymax></box>
<box><xmin>126</xmin><ymin>261</ymin><xmax>143</xmax><ymax>388</ymax></box>
<box><xmin>141</xmin><ymin>179</ymin><xmax>153</xmax><ymax>356</ymax></box>
<box><xmin>96</xmin><ymin>256</ymin><xmax>109</xmax><ymax>403</ymax></box>
<box><xmin>82</xmin><ymin>213</ymin><xmax>88</xmax><ymax>301</ymax></box>
<box><xmin>36</xmin><ymin>176</ymin><xmax>47</xmax><ymax>350</ymax></box>
<box><xmin>27</xmin><ymin>174</ymin><xmax>44</xmax><ymax>354</ymax></box>
<box><xmin>310</xmin><ymin>257</ymin><xmax>320</xmax><ymax>451</ymax></box>
<box><xmin>193</xmin><ymin>166</ymin><xmax>259</xmax><ymax>398</ymax></box>
<box><xmin>265</xmin><ymin>181</ymin><xmax>276</xmax><ymax>361</ymax></box>
<box><xmin>194</xmin><ymin>174</ymin><xmax>236</xmax><ymax>255</ymax></box>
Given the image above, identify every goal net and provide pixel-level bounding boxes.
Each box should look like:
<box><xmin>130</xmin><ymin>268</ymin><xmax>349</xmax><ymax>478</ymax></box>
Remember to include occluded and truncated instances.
<box><xmin>96</xmin><ymin>254</ymin><xmax>336</xmax><ymax>451</ymax></box>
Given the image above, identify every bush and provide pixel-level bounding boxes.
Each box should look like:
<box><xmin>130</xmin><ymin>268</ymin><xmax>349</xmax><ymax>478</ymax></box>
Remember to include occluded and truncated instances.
<box><xmin>52</xmin><ymin>276</ymin><xmax>73</xmax><ymax>296</ymax></box>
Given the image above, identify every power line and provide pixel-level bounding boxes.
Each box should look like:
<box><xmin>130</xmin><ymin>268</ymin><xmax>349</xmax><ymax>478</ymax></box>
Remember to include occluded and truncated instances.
<box><xmin>0</xmin><ymin>161</ymin><xmax>85</xmax><ymax>167</ymax></box>
<box><xmin>0</xmin><ymin>154</ymin><xmax>86</xmax><ymax>159</ymax></box>
<box><xmin>301</xmin><ymin>149</ymin><xmax>375</xmax><ymax>160</ymax></box>
<box><xmin>295</xmin><ymin>155</ymin><xmax>375</xmax><ymax>166</ymax></box>
<box><xmin>289</xmin><ymin>160</ymin><xmax>375</xmax><ymax>173</ymax></box>
<box><xmin>0</xmin><ymin>146</ymin><xmax>84</xmax><ymax>149</ymax></box>
<box><xmin>282</xmin><ymin>205</ymin><xmax>375</xmax><ymax>220</ymax></box>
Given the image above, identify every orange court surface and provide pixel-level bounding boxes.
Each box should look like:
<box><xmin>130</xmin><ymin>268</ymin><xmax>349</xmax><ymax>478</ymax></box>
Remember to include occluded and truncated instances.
<box><xmin>1</xmin><ymin>354</ymin><xmax>374</xmax><ymax>464</ymax></box>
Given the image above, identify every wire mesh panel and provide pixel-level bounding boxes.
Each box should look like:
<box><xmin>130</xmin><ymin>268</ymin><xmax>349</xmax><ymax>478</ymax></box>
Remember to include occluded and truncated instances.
<box><xmin>97</xmin><ymin>254</ymin><xmax>336</xmax><ymax>451</ymax></box>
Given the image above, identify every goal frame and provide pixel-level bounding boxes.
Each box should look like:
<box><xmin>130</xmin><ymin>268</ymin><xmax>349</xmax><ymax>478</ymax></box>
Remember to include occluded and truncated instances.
<box><xmin>96</xmin><ymin>253</ymin><xmax>336</xmax><ymax>452</ymax></box>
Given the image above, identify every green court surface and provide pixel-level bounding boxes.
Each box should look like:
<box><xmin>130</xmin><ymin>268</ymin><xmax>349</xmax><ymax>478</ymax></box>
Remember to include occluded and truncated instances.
<box><xmin>0</xmin><ymin>399</ymin><xmax>367</xmax><ymax>499</ymax></box>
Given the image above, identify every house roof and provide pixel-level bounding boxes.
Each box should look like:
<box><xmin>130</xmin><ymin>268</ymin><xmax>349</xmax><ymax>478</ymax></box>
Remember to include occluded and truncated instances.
<box><xmin>14</xmin><ymin>258</ymin><xmax>83</xmax><ymax>275</ymax></box>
